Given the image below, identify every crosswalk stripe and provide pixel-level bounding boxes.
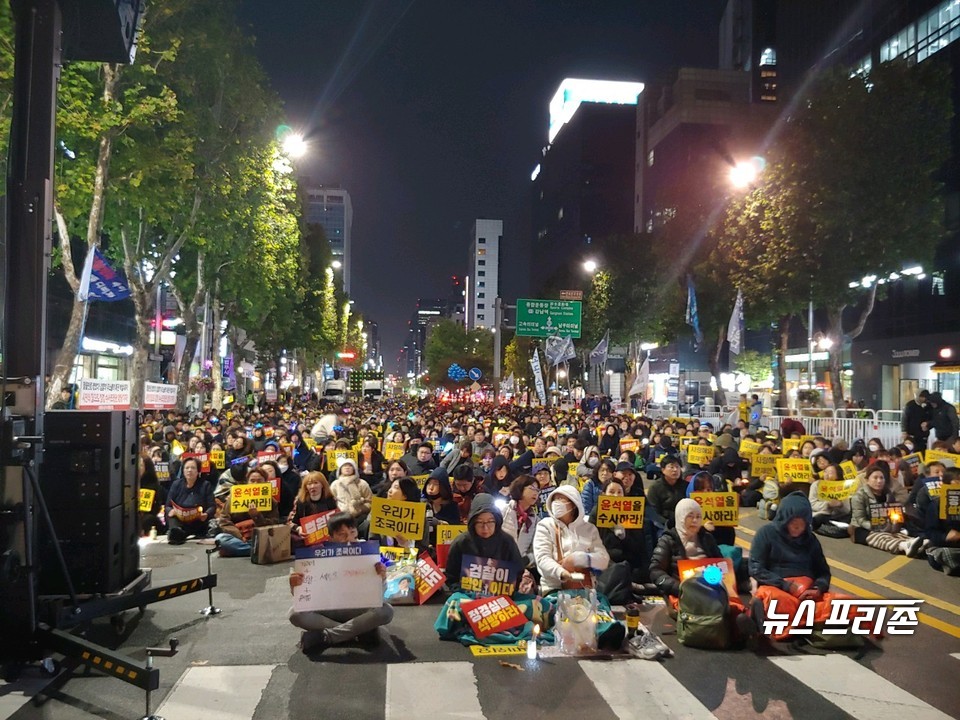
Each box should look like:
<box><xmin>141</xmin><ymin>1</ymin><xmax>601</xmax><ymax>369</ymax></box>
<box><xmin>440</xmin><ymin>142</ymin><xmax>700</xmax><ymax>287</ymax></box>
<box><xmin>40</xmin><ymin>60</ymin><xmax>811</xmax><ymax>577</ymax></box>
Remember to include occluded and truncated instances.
<box><xmin>769</xmin><ymin>655</ymin><xmax>953</xmax><ymax>720</ymax></box>
<box><xmin>385</xmin><ymin>662</ymin><xmax>484</xmax><ymax>720</ymax></box>
<box><xmin>951</xmin><ymin>653</ymin><xmax>960</xmax><ymax>661</ymax></box>
<box><xmin>0</xmin><ymin>676</ymin><xmax>49</xmax><ymax>719</ymax></box>
<box><xmin>578</xmin><ymin>660</ymin><xmax>715</xmax><ymax>720</ymax></box>
<box><xmin>155</xmin><ymin>664</ymin><xmax>276</xmax><ymax>720</ymax></box>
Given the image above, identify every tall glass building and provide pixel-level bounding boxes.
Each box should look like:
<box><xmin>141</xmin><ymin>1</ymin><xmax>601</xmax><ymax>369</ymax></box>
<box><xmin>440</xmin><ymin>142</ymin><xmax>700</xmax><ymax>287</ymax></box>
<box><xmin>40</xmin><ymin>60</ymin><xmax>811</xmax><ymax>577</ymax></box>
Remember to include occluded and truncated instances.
<box><xmin>304</xmin><ymin>185</ymin><xmax>353</xmax><ymax>293</ymax></box>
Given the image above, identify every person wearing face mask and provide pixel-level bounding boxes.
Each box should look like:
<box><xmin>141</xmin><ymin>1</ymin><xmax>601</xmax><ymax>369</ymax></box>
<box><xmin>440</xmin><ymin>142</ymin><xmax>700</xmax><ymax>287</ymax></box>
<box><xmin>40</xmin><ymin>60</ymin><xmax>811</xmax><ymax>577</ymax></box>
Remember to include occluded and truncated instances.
<box><xmin>533</xmin><ymin>485</ymin><xmax>610</xmax><ymax>593</ymax></box>
<box><xmin>451</xmin><ymin>464</ymin><xmax>482</xmax><ymax>523</ymax></box>
<box><xmin>289</xmin><ymin>471</ymin><xmax>337</xmax><ymax>546</ymax></box>
<box><xmin>576</xmin><ymin>445</ymin><xmax>602</xmax><ymax>481</ymax></box>
<box><xmin>483</xmin><ymin>455</ymin><xmax>515</xmax><ymax>496</ymax></box>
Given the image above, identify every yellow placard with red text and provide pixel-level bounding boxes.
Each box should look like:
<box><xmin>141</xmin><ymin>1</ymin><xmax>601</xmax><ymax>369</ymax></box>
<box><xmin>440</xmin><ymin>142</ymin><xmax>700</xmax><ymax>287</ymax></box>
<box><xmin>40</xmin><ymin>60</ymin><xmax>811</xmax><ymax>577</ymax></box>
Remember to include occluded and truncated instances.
<box><xmin>619</xmin><ymin>438</ymin><xmax>640</xmax><ymax>453</ymax></box>
<box><xmin>595</xmin><ymin>496</ymin><xmax>645</xmax><ymax>528</ymax></box>
<box><xmin>776</xmin><ymin>458</ymin><xmax>813</xmax><ymax>484</ymax></box>
<box><xmin>228</xmin><ymin>482</ymin><xmax>274</xmax><ymax>514</ymax></box>
<box><xmin>210</xmin><ymin>450</ymin><xmax>226</xmax><ymax>470</ymax></box>
<box><xmin>816</xmin><ymin>479</ymin><xmax>859</xmax><ymax>501</ymax></box>
<box><xmin>138</xmin><ymin>488</ymin><xmax>156</xmax><ymax>512</ymax></box>
<box><xmin>690</xmin><ymin>491</ymin><xmax>739</xmax><ymax>526</ymax></box>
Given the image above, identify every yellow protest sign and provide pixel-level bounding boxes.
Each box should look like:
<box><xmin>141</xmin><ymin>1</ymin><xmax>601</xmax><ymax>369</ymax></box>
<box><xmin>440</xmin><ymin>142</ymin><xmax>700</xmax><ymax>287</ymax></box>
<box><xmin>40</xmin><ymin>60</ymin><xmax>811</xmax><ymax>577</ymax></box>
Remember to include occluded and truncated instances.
<box><xmin>925</xmin><ymin>449</ymin><xmax>960</xmax><ymax>468</ymax></box>
<box><xmin>325</xmin><ymin>448</ymin><xmax>358</xmax><ymax>471</ymax></box>
<box><xmin>691</xmin><ymin>492</ymin><xmax>739</xmax><ymax>526</ymax></box>
<box><xmin>781</xmin><ymin>438</ymin><xmax>801</xmax><ymax>453</ymax></box>
<box><xmin>228</xmin><ymin>482</ymin><xmax>274</xmax><ymax>514</ymax></box>
<box><xmin>776</xmin><ymin>458</ymin><xmax>813</xmax><ymax>484</ymax></box>
<box><xmin>370</xmin><ymin>496</ymin><xmax>427</xmax><ymax>539</ymax></box>
<box><xmin>686</xmin><ymin>444</ymin><xmax>717</xmax><ymax>467</ymax></box>
<box><xmin>437</xmin><ymin>524</ymin><xmax>468</xmax><ymax>545</ymax></box>
<box><xmin>680</xmin><ymin>436</ymin><xmax>696</xmax><ymax>448</ymax></box>
<box><xmin>470</xmin><ymin>644</ymin><xmax>528</xmax><ymax>657</ymax></box>
<box><xmin>738</xmin><ymin>440</ymin><xmax>761</xmax><ymax>457</ymax></box>
<box><xmin>751</xmin><ymin>453</ymin><xmax>781</xmax><ymax>478</ymax></box>
<box><xmin>303</xmin><ymin>437</ymin><xmax>316</xmax><ymax>449</ymax></box>
<box><xmin>840</xmin><ymin>461</ymin><xmax>858</xmax><ymax>480</ymax></box>
<box><xmin>939</xmin><ymin>483</ymin><xmax>960</xmax><ymax>520</ymax></box>
<box><xmin>411</xmin><ymin>474</ymin><xmax>430</xmax><ymax>489</ymax></box>
<box><xmin>595</xmin><ymin>496</ymin><xmax>645</xmax><ymax>528</ymax></box>
<box><xmin>619</xmin><ymin>438</ymin><xmax>640</xmax><ymax>453</ymax></box>
<box><xmin>799</xmin><ymin>435</ymin><xmax>817</xmax><ymax>447</ymax></box>
<box><xmin>492</xmin><ymin>431</ymin><xmax>511</xmax><ymax>447</ymax></box>
<box><xmin>383</xmin><ymin>442</ymin><xmax>405</xmax><ymax>461</ymax></box>
<box><xmin>816</xmin><ymin>479</ymin><xmax>859</xmax><ymax>501</ymax></box>
<box><xmin>138</xmin><ymin>488</ymin><xmax>156</xmax><ymax>512</ymax></box>
<box><xmin>210</xmin><ymin>450</ymin><xmax>226</xmax><ymax>470</ymax></box>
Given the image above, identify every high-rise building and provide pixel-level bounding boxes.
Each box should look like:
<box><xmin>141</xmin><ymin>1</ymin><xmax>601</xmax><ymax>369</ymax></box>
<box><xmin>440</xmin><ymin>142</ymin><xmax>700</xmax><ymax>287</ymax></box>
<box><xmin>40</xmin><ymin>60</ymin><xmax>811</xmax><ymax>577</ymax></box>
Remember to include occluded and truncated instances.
<box><xmin>466</xmin><ymin>219</ymin><xmax>502</xmax><ymax>330</ymax></box>
<box><xmin>304</xmin><ymin>184</ymin><xmax>353</xmax><ymax>294</ymax></box>
<box><xmin>529</xmin><ymin>79</ymin><xmax>644</xmax><ymax>292</ymax></box>
<box><xmin>719</xmin><ymin>0</ymin><xmax>779</xmax><ymax>103</ymax></box>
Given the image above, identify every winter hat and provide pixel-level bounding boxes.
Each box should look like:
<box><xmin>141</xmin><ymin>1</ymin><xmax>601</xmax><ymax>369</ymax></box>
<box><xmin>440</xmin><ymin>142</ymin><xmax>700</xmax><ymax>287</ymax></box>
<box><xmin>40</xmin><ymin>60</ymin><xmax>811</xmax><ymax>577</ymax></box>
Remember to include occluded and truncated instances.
<box><xmin>715</xmin><ymin>433</ymin><xmax>736</xmax><ymax>450</ymax></box>
<box><xmin>674</xmin><ymin>498</ymin><xmax>702</xmax><ymax>533</ymax></box>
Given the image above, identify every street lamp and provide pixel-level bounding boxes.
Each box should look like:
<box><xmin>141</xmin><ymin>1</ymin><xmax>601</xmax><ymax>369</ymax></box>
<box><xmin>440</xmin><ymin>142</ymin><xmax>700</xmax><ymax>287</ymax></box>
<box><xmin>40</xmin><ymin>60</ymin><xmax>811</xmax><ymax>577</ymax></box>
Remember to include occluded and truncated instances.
<box><xmin>281</xmin><ymin>131</ymin><xmax>307</xmax><ymax>159</ymax></box>
<box><xmin>331</xmin><ymin>260</ymin><xmax>342</xmax><ymax>270</ymax></box>
<box><xmin>583</xmin><ymin>259</ymin><xmax>598</xmax><ymax>274</ymax></box>
<box><xmin>729</xmin><ymin>161</ymin><xmax>758</xmax><ymax>188</ymax></box>
<box><xmin>817</xmin><ymin>336</ymin><xmax>834</xmax><ymax>350</ymax></box>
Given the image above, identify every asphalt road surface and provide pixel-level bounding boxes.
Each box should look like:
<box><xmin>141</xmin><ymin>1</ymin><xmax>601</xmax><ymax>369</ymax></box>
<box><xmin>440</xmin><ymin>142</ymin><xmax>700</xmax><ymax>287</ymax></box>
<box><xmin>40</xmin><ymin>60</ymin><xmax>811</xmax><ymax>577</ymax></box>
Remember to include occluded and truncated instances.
<box><xmin>2</xmin><ymin>509</ymin><xmax>959</xmax><ymax>720</ymax></box>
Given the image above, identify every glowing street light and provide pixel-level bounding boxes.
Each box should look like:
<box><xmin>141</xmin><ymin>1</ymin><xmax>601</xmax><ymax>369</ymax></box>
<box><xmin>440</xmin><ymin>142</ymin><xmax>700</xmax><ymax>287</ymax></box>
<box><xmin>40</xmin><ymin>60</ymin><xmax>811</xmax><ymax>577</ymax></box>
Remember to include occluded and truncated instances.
<box><xmin>729</xmin><ymin>161</ymin><xmax>758</xmax><ymax>188</ymax></box>
<box><xmin>281</xmin><ymin>131</ymin><xmax>307</xmax><ymax>159</ymax></box>
<box><xmin>583</xmin><ymin>259</ymin><xmax>598</xmax><ymax>274</ymax></box>
<box><xmin>331</xmin><ymin>260</ymin><xmax>342</xmax><ymax>270</ymax></box>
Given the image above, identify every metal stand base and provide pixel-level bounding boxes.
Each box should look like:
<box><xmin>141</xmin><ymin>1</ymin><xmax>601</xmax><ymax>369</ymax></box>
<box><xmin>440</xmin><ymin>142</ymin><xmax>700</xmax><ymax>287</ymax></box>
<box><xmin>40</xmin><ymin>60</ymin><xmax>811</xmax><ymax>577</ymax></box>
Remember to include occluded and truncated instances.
<box><xmin>198</xmin><ymin>547</ymin><xmax>220</xmax><ymax>616</ymax></box>
<box><xmin>199</xmin><ymin>606</ymin><xmax>221</xmax><ymax>617</ymax></box>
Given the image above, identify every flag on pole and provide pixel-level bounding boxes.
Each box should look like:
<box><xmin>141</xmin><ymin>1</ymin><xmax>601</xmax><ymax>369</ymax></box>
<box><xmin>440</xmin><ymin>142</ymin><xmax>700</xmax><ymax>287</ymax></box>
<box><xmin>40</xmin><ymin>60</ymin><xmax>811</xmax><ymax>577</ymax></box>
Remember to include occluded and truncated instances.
<box><xmin>502</xmin><ymin>373</ymin><xmax>515</xmax><ymax>393</ymax></box>
<box><xmin>685</xmin><ymin>274</ymin><xmax>704</xmax><ymax>349</ymax></box>
<box><xmin>589</xmin><ymin>330</ymin><xmax>610</xmax><ymax>367</ymax></box>
<box><xmin>727</xmin><ymin>289</ymin><xmax>745</xmax><ymax>356</ymax></box>
<box><xmin>545</xmin><ymin>336</ymin><xmax>575</xmax><ymax>367</ymax></box>
<box><xmin>628</xmin><ymin>356</ymin><xmax>650</xmax><ymax>398</ymax></box>
<box><xmin>530</xmin><ymin>350</ymin><xmax>547</xmax><ymax>405</ymax></box>
<box><xmin>77</xmin><ymin>246</ymin><xmax>132</xmax><ymax>302</ymax></box>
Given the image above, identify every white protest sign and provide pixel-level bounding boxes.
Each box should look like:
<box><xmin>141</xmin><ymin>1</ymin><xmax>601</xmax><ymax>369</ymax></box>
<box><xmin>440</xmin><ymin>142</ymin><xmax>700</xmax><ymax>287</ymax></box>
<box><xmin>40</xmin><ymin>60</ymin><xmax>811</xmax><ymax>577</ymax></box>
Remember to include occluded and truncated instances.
<box><xmin>144</xmin><ymin>382</ymin><xmax>178</xmax><ymax>409</ymax></box>
<box><xmin>77</xmin><ymin>379</ymin><xmax>131</xmax><ymax>410</ymax></box>
<box><xmin>292</xmin><ymin>540</ymin><xmax>383</xmax><ymax>613</ymax></box>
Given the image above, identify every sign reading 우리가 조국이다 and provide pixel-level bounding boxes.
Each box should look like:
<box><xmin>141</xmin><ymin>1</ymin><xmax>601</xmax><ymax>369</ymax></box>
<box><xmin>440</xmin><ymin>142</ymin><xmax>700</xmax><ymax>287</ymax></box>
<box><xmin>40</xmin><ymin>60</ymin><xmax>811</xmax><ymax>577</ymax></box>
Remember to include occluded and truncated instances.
<box><xmin>370</xmin><ymin>497</ymin><xmax>426</xmax><ymax>539</ymax></box>
<box><xmin>515</xmin><ymin>299</ymin><xmax>582</xmax><ymax>338</ymax></box>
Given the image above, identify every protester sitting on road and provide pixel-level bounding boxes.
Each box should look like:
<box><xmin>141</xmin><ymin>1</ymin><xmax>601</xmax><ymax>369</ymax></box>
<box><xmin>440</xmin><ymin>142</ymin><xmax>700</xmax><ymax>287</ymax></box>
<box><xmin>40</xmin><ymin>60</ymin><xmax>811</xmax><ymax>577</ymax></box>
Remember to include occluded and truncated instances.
<box><xmin>920</xmin><ymin>468</ymin><xmax>960</xmax><ymax>570</ymax></box>
<box><xmin>370</xmin><ymin>476</ymin><xmax>426</xmax><ymax>550</ymax></box>
<box><xmin>374</xmin><ymin>459</ymin><xmax>408</xmax><ymax>497</ymax></box>
<box><xmin>289</xmin><ymin>512</ymin><xmax>394</xmax><ymax>654</ymax></box>
<box><xmin>423</xmin><ymin>467</ymin><xmax>461</xmax><ymax>525</ymax></box>
<box><xmin>483</xmin><ymin>455</ymin><xmax>514</xmax><ymax>497</ymax></box>
<box><xmin>215</xmin><ymin>466</ymin><xmax>280</xmax><ymax>557</ymax></box>
<box><xmin>329</xmin><ymin>458</ymin><xmax>373</xmax><ymax>522</ymax></box>
<box><xmin>441</xmin><ymin>440</ymin><xmax>474</xmax><ymax>474</ymax></box>
<box><xmin>647</xmin><ymin>455</ymin><xmax>688</xmax><ymax>537</ymax></box>
<box><xmin>444</xmin><ymin>494</ymin><xmax>524</xmax><ymax>594</ymax></box>
<box><xmin>165</xmin><ymin>456</ymin><xmax>214</xmax><ymax>544</ymax></box>
<box><xmin>501</xmin><ymin>475</ymin><xmax>540</xmax><ymax>566</ymax></box>
<box><xmin>405</xmin><ymin>442</ymin><xmax>439</xmax><ymax>476</ymax></box>
<box><xmin>849</xmin><ymin>463</ymin><xmax>919</xmax><ymax>556</ymax></box>
<box><xmin>905</xmin><ymin>461</ymin><xmax>945</xmax><ymax>530</ymax></box>
<box><xmin>451</xmin><ymin>463</ymin><xmax>482</xmax><ymax>523</ymax></box>
<box><xmin>808</xmin><ymin>464</ymin><xmax>851</xmax><ymax>534</ymax></box>
<box><xmin>533</xmin><ymin>485</ymin><xmax>610</xmax><ymax>593</ymax></box>
<box><xmin>358</xmin><ymin>436</ymin><xmax>385</xmax><ymax>487</ymax></box>
<box><xmin>576</xmin><ymin>445</ymin><xmax>602</xmax><ymax>481</ymax></box>
<box><xmin>591</xmin><ymin>477</ymin><xmax>650</xmax><ymax>587</ymax></box>
<box><xmin>581</xmin><ymin>458</ymin><xmax>615</xmax><ymax>516</ymax></box>
<box><xmin>289</xmin><ymin>471</ymin><xmax>337</xmax><ymax>546</ymax></box>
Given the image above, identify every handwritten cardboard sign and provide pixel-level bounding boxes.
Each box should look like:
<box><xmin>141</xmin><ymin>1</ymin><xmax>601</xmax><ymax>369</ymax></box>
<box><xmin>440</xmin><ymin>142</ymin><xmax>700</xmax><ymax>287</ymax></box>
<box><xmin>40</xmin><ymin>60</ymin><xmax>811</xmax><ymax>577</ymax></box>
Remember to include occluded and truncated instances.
<box><xmin>460</xmin><ymin>555</ymin><xmax>520</xmax><ymax>598</ymax></box>
<box><xmin>595</xmin><ymin>495</ymin><xmax>645</xmax><ymax>528</ymax></box>
<box><xmin>461</xmin><ymin>595</ymin><xmax>527</xmax><ymax>639</ymax></box>
<box><xmin>138</xmin><ymin>488</ymin><xmax>156</xmax><ymax>512</ymax></box>
<box><xmin>228</xmin><ymin>482</ymin><xmax>274</xmax><ymax>514</ymax></box>
<box><xmin>292</xmin><ymin>541</ymin><xmax>383</xmax><ymax>613</ymax></box>
<box><xmin>370</xmin><ymin>497</ymin><xmax>426</xmax><ymax>539</ymax></box>
<box><xmin>690</xmin><ymin>491</ymin><xmax>739</xmax><ymax>526</ymax></box>
<box><xmin>299</xmin><ymin>510</ymin><xmax>335</xmax><ymax>546</ymax></box>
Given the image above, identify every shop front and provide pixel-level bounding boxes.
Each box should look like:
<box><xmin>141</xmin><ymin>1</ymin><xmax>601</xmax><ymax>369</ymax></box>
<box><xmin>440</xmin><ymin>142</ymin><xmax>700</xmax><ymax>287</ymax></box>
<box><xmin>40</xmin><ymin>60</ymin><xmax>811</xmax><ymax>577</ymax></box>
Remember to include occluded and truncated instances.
<box><xmin>851</xmin><ymin>333</ymin><xmax>958</xmax><ymax>409</ymax></box>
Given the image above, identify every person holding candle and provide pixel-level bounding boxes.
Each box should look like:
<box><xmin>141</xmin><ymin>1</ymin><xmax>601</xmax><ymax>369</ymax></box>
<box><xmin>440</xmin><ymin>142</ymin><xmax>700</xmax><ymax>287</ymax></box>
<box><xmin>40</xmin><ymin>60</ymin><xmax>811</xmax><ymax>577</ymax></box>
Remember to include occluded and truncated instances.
<box><xmin>848</xmin><ymin>463</ymin><xmax>921</xmax><ymax>555</ymax></box>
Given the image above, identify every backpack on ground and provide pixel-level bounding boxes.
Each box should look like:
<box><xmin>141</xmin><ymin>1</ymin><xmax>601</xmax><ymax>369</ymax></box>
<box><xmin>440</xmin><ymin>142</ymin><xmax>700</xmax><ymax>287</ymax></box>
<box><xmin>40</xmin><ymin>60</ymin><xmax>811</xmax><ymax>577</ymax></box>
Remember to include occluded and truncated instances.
<box><xmin>677</xmin><ymin>575</ymin><xmax>730</xmax><ymax>649</ymax></box>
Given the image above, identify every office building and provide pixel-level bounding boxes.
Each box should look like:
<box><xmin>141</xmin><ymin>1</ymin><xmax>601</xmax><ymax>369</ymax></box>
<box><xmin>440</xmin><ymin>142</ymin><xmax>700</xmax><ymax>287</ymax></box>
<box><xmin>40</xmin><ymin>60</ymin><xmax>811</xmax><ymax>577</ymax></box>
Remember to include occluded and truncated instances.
<box><xmin>304</xmin><ymin>184</ymin><xmax>353</xmax><ymax>294</ymax></box>
<box><xmin>466</xmin><ymin>219</ymin><xmax>502</xmax><ymax>330</ymax></box>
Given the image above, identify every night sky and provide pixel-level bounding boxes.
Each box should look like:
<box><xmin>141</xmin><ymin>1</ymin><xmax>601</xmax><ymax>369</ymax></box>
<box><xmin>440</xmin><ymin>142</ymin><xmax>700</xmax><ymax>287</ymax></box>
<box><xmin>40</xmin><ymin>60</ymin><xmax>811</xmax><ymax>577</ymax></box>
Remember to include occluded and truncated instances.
<box><xmin>236</xmin><ymin>0</ymin><xmax>726</xmax><ymax>371</ymax></box>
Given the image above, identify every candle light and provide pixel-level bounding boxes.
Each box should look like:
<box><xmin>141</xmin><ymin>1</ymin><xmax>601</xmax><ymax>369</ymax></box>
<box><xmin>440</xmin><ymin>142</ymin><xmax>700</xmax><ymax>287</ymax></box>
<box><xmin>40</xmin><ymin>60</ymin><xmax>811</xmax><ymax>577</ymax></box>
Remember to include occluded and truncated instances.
<box><xmin>527</xmin><ymin>624</ymin><xmax>540</xmax><ymax>659</ymax></box>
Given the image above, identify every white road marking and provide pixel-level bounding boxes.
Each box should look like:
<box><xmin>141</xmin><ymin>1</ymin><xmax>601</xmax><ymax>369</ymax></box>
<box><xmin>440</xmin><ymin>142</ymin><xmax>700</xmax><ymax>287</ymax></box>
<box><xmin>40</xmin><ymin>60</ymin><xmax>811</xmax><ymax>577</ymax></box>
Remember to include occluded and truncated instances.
<box><xmin>386</xmin><ymin>661</ymin><xmax>484</xmax><ymax>720</ymax></box>
<box><xmin>155</xmin><ymin>664</ymin><xmax>276</xmax><ymax>720</ymax></box>
<box><xmin>579</xmin><ymin>659</ymin><xmax>715</xmax><ymax>720</ymax></box>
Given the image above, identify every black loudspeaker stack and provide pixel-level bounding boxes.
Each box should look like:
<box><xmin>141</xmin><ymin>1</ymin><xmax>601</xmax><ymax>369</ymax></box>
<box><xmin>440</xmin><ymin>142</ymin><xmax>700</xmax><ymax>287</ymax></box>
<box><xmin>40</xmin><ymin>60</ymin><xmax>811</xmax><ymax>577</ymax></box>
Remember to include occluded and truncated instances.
<box><xmin>40</xmin><ymin>411</ymin><xmax>140</xmax><ymax>595</ymax></box>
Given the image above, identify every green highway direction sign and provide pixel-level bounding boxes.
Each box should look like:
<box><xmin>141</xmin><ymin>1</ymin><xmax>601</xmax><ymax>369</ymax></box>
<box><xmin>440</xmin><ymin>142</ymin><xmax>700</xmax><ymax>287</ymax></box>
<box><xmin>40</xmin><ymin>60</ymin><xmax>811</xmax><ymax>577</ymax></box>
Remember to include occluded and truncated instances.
<box><xmin>516</xmin><ymin>298</ymin><xmax>582</xmax><ymax>338</ymax></box>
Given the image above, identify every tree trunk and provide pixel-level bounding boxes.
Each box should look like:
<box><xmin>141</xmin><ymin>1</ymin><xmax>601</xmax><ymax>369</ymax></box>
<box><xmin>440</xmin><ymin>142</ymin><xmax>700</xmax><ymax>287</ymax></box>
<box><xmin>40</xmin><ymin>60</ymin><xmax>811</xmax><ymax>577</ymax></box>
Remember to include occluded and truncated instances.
<box><xmin>46</xmin><ymin>301</ymin><xmax>87</xmax><ymax>409</ymax></box>
<box><xmin>211</xmin><ymin>289</ymin><xmax>224</xmax><ymax>410</ymax></box>
<box><xmin>826</xmin><ymin>307</ymin><xmax>846</xmax><ymax>409</ymax></box>
<box><xmin>177</xmin><ymin>333</ymin><xmax>199</xmax><ymax>408</ymax></box>
<box><xmin>708</xmin><ymin>325</ymin><xmax>727</xmax><ymax>407</ymax></box>
<box><xmin>130</xmin><ymin>319</ymin><xmax>152</xmax><ymax>409</ymax></box>
<box><xmin>776</xmin><ymin>315</ymin><xmax>792</xmax><ymax>413</ymax></box>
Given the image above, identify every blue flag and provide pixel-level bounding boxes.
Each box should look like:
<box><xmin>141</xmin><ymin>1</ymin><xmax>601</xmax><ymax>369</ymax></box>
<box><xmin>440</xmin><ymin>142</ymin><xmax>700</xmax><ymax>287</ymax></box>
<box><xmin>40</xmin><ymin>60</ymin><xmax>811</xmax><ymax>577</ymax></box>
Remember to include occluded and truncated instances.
<box><xmin>77</xmin><ymin>247</ymin><xmax>131</xmax><ymax>302</ymax></box>
<box><xmin>685</xmin><ymin>275</ymin><xmax>704</xmax><ymax>349</ymax></box>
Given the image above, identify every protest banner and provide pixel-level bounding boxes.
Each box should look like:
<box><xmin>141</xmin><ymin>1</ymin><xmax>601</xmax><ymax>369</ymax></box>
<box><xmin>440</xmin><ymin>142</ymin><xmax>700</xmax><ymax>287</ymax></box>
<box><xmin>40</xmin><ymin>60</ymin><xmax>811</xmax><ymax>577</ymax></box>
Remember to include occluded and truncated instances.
<box><xmin>77</xmin><ymin>379</ymin><xmax>131</xmax><ymax>410</ymax></box>
<box><xmin>143</xmin><ymin>381</ymin><xmax>178</xmax><ymax>410</ymax></box>
<box><xmin>460</xmin><ymin>555</ymin><xmax>520</xmax><ymax>597</ymax></box>
<box><xmin>750</xmin><ymin>453</ymin><xmax>781</xmax><ymax>478</ymax></box>
<box><xmin>840</xmin><ymin>461</ymin><xmax>858</xmax><ymax>480</ymax></box>
<box><xmin>690</xmin><ymin>492</ymin><xmax>739</xmax><ymax>526</ymax></box>
<box><xmin>370</xmin><ymin>497</ymin><xmax>426</xmax><ymax>539</ymax></box>
<box><xmin>436</xmin><ymin>524</ymin><xmax>468</xmax><ymax>568</ymax></box>
<box><xmin>461</xmin><ymin>595</ymin><xmax>527</xmax><ymax>639</ymax></box>
<box><xmin>776</xmin><ymin>458</ymin><xmax>813</xmax><ymax>484</ymax></box>
<box><xmin>414</xmin><ymin>553</ymin><xmax>446</xmax><ymax>604</ymax></box>
<box><xmin>816</xmin><ymin>479</ymin><xmax>859</xmax><ymax>501</ymax></box>
<box><xmin>595</xmin><ymin>496</ymin><xmax>645</xmax><ymax>528</ymax></box>
<box><xmin>686</xmin><ymin>444</ymin><xmax>717</xmax><ymax>467</ymax></box>
<box><xmin>182</xmin><ymin>452</ymin><xmax>211</xmax><ymax>474</ymax></box>
<box><xmin>678</xmin><ymin>558</ymin><xmax>738</xmax><ymax>597</ymax></box>
<box><xmin>155</xmin><ymin>462</ymin><xmax>170</xmax><ymax>482</ymax></box>
<box><xmin>169</xmin><ymin>501</ymin><xmax>202</xmax><ymax>523</ymax></box>
<box><xmin>381</xmin><ymin>546</ymin><xmax>418</xmax><ymax>605</ymax></box>
<box><xmin>299</xmin><ymin>510</ymin><xmax>335</xmax><ymax>546</ymax></box>
<box><xmin>939</xmin><ymin>483</ymin><xmax>960</xmax><ymax>520</ymax></box>
<box><xmin>228</xmin><ymin>482</ymin><xmax>274</xmax><ymax>514</ymax></box>
<box><xmin>258</xmin><ymin>449</ymin><xmax>282</xmax><ymax>466</ymax></box>
<box><xmin>410</xmin><ymin>474</ymin><xmax>430</xmax><ymax>490</ymax></box>
<box><xmin>292</xmin><ymin>541</ymin><xmax>383</xmax><ymax>613</ymax></box>
<box><xmin>738</xmin><ymin>439</ymin><xmax>761</xmax><ymax>457</ymax></box>
<box><xmin>925</xmin><ymin>449</ymin><xmax>960</xmax><ymax>468</ymax></box>
<box><xmin>138</xmin><ymin>488</ymin><xmax>155</xmax><ymax>512</ymax></box>
<box><xmin>619</xmin><ymin>438</ymin><xmax>640</xmax><ymax>453</ymax></box>
<box><xmin>325</xmin><ymin>448</ymin><xmax>359</xmax><ymax>472</ymax></box>
<box><xmin>210</xmin><ymin>450</ymin><xmax>226</xmax><ymax>470</ymax></box>
<box><xmin>869</xmin><ymin>502</ymin><xmax>904</xmax><ymax>529</ymax></box>
<box><xmin>470</xmin><ymin>644</ymin><xmax>527</xmax><ymax>657</ymax></box>
<box><xmin>383</xmin><ymin>442</ymin><xmax>405</xmax><ymax>461</ymax></box>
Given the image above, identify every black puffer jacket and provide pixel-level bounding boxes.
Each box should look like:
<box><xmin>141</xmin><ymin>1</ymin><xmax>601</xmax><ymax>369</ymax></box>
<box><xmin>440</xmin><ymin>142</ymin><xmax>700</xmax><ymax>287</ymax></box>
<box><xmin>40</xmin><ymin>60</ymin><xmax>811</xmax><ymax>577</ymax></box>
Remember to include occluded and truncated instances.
<box><xmin>648</xmin><ymin>527</ymin><xmax>722</xmax><ymax>597</ymax></box>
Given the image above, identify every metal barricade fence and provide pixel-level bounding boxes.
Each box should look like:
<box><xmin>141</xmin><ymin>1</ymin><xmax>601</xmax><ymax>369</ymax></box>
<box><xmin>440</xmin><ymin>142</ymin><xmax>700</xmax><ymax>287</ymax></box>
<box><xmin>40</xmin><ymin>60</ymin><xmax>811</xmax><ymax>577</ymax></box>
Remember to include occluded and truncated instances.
<box><xmin>766</xmin><ymin>414</ymin><xmax>902</xmax><ymax>448</ymax></box>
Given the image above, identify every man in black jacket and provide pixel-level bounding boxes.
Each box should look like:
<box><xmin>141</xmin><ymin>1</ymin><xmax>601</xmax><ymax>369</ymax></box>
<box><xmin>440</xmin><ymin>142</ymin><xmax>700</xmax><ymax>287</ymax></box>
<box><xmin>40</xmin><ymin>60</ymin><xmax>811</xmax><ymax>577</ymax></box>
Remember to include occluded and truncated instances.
<box><xmin>901</xmin><ymin>390</ymin><xmax>932</xmax><ymax>450</ymax></box>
